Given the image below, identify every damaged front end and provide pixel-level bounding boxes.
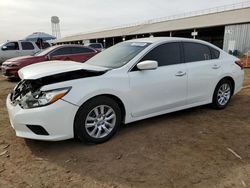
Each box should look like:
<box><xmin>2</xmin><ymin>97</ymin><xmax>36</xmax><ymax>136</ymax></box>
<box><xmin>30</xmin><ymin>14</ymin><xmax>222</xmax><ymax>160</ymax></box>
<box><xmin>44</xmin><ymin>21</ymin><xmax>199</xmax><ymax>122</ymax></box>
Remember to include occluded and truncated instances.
<box><xmin>10</xmin><ymin>69</ymin><xmax>107</xmax><ymax>109</ymax></box>
<box><xmin>10</xmin><ymin>80</ymin><xmax>71</xmax><ymax>109</ymax></box>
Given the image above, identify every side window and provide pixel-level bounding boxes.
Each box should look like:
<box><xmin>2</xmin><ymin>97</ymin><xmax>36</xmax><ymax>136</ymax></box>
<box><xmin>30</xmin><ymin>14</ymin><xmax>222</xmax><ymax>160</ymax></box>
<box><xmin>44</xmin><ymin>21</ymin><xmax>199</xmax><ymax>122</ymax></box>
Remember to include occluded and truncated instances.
<box><xmin>183</xmin><ymin>42</ymin><xmax>211</xmax><ymax>62</ymax></box>
<box><xmin>50</xmin><ymin>47</ymin><xmax>72</xmax><ymax>56</ymax></box>
<box><xmin>210</xmin><ymin>47</ymin><xmax>220</xmax><ymax>59</ymax></box>
<box><xmin>4</xmin><ymin>42</ymin><xmax>19</xmax><ymax>50</ymax></box>
<box><xmin>71</xmin><ymin>47</ymin><xmax>95</xmax><ymax>54</ymax></box>
<box><xmin>140</xmin><ymin>43</ymin><xmax>182</xmax><ymax>66</ymax></box>
<box><xmin>21</xmin><ymin>42</ymin><xmax>34</xmax><ymax>50</ymax></box>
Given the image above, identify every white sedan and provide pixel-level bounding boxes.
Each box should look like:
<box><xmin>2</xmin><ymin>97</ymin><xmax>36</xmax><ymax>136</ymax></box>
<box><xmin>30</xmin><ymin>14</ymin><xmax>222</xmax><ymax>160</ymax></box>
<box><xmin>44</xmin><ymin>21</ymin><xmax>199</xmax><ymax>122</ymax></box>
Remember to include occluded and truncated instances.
<box><xmin>6</xmin><ymin>37</ymin><xmax>244</xmax><ymax>143</ymax></box>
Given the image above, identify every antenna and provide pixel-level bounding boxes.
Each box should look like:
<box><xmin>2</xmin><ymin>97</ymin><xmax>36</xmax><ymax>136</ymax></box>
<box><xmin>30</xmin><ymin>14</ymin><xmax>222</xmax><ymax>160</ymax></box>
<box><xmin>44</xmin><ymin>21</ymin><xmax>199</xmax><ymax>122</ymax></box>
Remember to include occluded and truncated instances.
<box><xmin>51</xmin><ymin>16</ymin><xmax>61</xmax><ymax>39</ymax></box>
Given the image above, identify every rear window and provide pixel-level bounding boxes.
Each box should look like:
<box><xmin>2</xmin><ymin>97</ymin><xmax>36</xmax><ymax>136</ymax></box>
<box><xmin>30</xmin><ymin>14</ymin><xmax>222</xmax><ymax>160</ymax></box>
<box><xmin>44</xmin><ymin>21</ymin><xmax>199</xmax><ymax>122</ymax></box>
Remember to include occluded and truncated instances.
<box><xmin>183</xmin><ymin>42</ymin><xmax>211</xmax><ymax>62</ymax></box>
<box><xmin>21</xmin><ymin>42</ymin><xmax>34</xmax><ymax>50</ymax></box>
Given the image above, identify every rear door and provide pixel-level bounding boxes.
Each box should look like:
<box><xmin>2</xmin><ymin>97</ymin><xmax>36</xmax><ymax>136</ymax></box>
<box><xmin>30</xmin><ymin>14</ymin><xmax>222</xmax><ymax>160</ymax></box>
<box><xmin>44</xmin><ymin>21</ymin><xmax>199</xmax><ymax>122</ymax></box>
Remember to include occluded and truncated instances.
<box><xmin>183</xmin><ymin>42</ymin><xmax>222</xmax><ymax>105</ymax></box>
<box><xmin>128</xmin><ymin>42</ymin><xmax>188</xmax><ymax>118</ymax></box>
<box><xmin>20</xmin><ymin>41</ymin><xmax>36</xmax><ymax>56</ymax></box>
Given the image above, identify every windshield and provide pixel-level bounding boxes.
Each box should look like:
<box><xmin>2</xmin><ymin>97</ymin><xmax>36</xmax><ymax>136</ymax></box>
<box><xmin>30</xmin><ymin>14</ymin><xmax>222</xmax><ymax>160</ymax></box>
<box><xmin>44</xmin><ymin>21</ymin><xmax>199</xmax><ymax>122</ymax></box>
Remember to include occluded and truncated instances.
<box><xmin>34</xmin><ymin>46</ymin><xmax>58</xmax><ymax>56</ymax></box>
<box><xmin>85</xmin><ymin>42</ymin><xmax>151</xmax><ymax>68</ymax></box>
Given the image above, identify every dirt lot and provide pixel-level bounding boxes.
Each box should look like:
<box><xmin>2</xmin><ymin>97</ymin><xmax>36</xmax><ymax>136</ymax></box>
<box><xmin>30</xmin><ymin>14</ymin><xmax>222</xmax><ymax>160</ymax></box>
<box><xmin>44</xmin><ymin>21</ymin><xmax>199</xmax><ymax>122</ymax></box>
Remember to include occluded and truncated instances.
<box><xmin>0</xmin><ymin>70</ymin><xmax>250</xmax><ymax>188</ymax></box>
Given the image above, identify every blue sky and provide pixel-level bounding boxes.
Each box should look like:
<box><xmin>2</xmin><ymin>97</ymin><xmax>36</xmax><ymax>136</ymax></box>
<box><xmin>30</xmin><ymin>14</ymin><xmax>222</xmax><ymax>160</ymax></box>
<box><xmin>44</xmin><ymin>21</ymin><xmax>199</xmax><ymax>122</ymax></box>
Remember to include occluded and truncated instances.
<box><xmin>0</xmin><ymin>0</ymin><xmax>247</xmax><ymax>43</ymax></box>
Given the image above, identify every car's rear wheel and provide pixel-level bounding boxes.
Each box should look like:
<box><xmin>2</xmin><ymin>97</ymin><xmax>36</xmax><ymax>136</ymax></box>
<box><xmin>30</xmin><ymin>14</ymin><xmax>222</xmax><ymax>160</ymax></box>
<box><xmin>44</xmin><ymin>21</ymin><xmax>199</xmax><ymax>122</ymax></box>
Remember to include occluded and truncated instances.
<box><xmin>74</xmin><ymin>96</ymin><xmax>121</xmax><ymax>143</ymax></box>
<box><xmin>212</xmin><ymin>79</ymin><xmax>233</xmax><ymax>109</ymax></box>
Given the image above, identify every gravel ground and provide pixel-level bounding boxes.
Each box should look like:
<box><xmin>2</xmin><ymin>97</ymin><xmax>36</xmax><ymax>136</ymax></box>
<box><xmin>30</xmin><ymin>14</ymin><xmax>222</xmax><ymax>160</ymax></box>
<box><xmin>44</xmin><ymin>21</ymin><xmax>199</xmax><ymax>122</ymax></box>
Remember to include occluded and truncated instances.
<box><xmin>0</xmin><ymin>69</ymin><xmax>250</xmax><ymax>188</ymax></box>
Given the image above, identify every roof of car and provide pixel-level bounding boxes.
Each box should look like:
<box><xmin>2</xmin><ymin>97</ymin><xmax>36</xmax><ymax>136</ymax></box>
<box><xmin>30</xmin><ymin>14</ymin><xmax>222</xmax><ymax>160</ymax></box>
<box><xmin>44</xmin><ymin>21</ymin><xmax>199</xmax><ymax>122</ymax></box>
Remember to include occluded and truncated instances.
<box><xmin>85</xmin><ymin>43</ymin><xmax>102</xmax><ymax>45</ymax></box>
<box><xmin>128</xmin><ymin>37</ymin><xmax>204</xmax><ymax>44</ymax></box>
<box><xmin>44</xmin><ymin>44</ymin><xmax>97</xmax><ymax>52</ymax></box>
<box><xmin>127</xmin><ymin>37</ymin><xmax>219</xmax><ymax>49</ymax></box>
<box><xmin>56</xmin><ymin>44</ymin><xmax>89</xmax><ymax>47</ymax></box>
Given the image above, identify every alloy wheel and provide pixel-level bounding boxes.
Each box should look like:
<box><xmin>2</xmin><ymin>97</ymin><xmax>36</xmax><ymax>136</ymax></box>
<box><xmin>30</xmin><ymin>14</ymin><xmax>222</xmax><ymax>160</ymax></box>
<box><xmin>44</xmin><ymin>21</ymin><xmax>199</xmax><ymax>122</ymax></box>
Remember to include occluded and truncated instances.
<box><xmin>85</xmin><ymin>105</ymin><xmax>116</xmax><ymax>139</ymax></box>
<box><xmin>217</xmin><ymin>83</ymin><xmax>231</xmax><ymax>106</ymax></box>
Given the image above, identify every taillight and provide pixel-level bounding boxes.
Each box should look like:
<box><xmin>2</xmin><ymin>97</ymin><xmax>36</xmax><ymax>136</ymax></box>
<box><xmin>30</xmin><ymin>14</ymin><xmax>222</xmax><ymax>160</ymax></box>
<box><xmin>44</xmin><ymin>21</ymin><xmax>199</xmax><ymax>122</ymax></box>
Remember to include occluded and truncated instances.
<box><xmin>235</xmin><ymin>60</ymin><xmax>244</xmax><ymax>70</ymax></box>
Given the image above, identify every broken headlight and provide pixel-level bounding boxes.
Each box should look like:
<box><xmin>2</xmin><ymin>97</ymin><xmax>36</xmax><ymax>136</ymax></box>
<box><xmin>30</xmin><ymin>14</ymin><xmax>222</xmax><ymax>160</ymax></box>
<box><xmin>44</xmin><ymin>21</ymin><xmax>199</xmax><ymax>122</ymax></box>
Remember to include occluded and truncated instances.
<box><xmin>20</xmin><ymin>87</ymin><xmax>71</xmax><ymax>109</ymax></box>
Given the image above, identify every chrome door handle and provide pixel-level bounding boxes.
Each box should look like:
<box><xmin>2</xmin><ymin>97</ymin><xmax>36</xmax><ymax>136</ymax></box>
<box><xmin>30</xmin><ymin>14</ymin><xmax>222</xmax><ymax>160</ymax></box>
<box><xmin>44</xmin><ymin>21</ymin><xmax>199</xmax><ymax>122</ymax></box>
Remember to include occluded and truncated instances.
<box><xmin>212</xmin><ymin>64</ymin><xmax>221</xmax><ymax>69</ymax></box>
<box><xmin>175</xmin><ymin>71</ymin><xmax>186</xmax><ymax>77</ymax></box>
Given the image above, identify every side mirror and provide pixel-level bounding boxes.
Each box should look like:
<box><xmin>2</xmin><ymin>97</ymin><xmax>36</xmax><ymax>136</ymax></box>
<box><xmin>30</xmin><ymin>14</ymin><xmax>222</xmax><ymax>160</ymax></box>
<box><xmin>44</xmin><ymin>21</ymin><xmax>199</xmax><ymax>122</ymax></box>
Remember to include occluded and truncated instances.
<box><xmin>46</xmin><ymin>54</ymin><xmax>51</xmax><ymax>60</ymax></box>
<box><xmin>137</xmin><ymin>60</ymin><xmax>158</xmax><ymax>70</ymax></box>
<box><xmin>1</xmin><ymin>46</ymin><xmax>7</xmax><ymax>51</ymax></box>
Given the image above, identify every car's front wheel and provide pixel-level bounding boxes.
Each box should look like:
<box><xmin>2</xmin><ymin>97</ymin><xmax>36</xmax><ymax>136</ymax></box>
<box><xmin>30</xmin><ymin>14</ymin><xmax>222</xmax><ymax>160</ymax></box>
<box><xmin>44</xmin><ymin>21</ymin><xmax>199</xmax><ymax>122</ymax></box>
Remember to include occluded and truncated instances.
<box><xmin>74</xmin><ymin>96</ymin><xmax>121</xmax><ymax>143</ymax></box>
<box><xmin>212</xmin><ymin>79</ymin><xmax>233</xmax><ymax>109</ymax></box>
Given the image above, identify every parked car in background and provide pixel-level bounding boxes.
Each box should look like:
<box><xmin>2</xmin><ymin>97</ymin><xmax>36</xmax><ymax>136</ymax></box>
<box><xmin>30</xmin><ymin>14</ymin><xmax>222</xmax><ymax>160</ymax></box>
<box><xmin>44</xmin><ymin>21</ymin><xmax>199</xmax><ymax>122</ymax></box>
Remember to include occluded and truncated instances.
<box><xmin>85</xmin><ymin>43</ymin><xmax>104</xmax><ymax>51</ymax></box>
<box><xmin>0</xmin><ymin>40</ymin><xmax>50</xmax><ymax>64</ymax></box>
<box><xmin>35</xmin><ymin>41</ymin><xmax>51</xmax><ymax>50</ymax></box>
<box><xmin>1</xmin><ymin>45</ymin><xmax>98</xmax><ymax>79</ymax></box>
<box><xmin>6</xmin><ymin>37</ymin><xmax>244</xmax><ymax>143</ymax></box>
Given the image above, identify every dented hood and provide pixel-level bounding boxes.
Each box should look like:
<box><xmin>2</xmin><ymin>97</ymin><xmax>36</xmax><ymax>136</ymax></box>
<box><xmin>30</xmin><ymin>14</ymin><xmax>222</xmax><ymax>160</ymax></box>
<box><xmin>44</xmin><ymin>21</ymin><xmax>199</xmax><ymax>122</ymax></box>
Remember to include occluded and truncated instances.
<box><xmin>18</xmin><ymin>61</ymin><xmax>109</xmax><ymax>80</ymax></box>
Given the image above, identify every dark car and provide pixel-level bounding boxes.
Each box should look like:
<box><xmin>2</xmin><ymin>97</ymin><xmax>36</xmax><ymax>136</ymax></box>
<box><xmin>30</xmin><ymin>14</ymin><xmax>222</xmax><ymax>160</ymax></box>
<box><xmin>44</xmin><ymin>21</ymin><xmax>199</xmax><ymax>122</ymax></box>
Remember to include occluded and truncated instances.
<box><xmin>1</xmin><ymin>45</ymin><xmax>98</xmax><ymax>79</ymax></box>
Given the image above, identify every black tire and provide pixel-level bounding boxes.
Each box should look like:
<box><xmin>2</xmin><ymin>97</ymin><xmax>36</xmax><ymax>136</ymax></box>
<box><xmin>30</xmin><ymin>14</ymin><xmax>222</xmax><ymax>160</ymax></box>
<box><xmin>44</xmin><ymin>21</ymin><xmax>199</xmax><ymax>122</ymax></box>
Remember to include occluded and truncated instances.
<box><xmin>212</xmin><ymin>79</ymin><xmax>233</xmax><ymax>110</ymax></box>
<box><xmin>74</xmin><ymin>96</ymin><xmax>121</xmax><ymax>144</ymax></box>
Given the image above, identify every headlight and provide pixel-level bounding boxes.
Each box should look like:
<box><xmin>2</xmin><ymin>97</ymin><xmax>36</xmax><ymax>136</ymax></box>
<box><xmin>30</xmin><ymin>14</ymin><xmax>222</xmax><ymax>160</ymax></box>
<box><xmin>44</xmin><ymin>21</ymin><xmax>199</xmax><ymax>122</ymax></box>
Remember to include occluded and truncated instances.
<box><xmin>6</xmin><ymin>64</ymin><xmax>18</xmax><ymax>67</ymax></box>
<box><xmin>20</xmin><ymin>87</ymin><xmax>71</xmax><ymax>109</ymax></box>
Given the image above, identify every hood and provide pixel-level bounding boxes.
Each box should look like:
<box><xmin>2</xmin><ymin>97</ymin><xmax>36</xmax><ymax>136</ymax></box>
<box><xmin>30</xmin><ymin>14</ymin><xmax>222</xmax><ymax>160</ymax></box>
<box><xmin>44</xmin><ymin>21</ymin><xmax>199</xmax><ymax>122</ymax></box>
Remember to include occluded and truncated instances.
<box><xmin>5</xmin><ymin>55</ymin><xmax>34</xmax><ymax>63</ymax></box>
<box><xmin>18</xmin><ymin>60</ymin><xmax>109</xmax><ymax>80</ymax></box>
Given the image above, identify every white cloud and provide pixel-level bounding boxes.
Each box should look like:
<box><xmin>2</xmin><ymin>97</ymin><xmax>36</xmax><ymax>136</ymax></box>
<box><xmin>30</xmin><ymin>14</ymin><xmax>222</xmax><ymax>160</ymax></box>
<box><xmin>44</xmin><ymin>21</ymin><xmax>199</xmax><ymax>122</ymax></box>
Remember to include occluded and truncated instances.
<box><xmin>0</xmin><ymin>0</ymin><xmax>246</xmax><ymax>43</ymax></box>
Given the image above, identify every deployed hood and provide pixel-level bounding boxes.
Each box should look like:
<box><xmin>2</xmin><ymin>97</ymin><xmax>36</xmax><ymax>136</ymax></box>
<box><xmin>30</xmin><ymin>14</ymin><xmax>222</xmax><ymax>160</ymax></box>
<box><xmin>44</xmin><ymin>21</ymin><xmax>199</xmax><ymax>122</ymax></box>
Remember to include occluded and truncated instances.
<box><xmin>18</xmin><ymin>60</ymin><xmax>109</xmax><ymax>80</ymax></box>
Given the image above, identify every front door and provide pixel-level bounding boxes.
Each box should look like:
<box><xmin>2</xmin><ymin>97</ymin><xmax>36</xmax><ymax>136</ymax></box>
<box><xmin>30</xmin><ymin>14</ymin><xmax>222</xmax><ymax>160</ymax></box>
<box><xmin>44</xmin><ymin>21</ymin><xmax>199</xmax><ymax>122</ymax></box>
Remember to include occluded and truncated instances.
<box><xmin>128</xmin><ymin>42</ymin><xmax>187</xmax><ymax>118</ymax></box>
<box><xmin>1</xmin><ymin>42</ymin><xmax>21</xmax><ymax>61</ymax></box>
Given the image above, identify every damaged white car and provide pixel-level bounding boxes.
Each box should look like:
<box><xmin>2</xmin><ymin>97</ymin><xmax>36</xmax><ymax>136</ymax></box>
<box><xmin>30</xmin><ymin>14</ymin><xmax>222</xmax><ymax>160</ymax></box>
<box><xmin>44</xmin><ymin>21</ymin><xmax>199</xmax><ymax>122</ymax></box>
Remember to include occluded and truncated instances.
<box><xmin>6</xmin><ymin>37</ymin><xmax>244</xmax><ymax>143</ymax></box>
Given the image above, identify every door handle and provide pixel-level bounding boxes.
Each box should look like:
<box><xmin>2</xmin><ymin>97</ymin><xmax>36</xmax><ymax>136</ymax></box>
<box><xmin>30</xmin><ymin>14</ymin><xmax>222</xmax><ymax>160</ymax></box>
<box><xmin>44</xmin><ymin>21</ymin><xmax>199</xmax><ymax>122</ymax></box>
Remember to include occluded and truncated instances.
<box><xmin>175</xmin><ymin>71</ymin><xmax>186</xmax><ymax>77</ymax></box>
<box><xmin>212</xmin><ymin>64</ymin><xmax>221</xmax><ymax>69</ymax></box>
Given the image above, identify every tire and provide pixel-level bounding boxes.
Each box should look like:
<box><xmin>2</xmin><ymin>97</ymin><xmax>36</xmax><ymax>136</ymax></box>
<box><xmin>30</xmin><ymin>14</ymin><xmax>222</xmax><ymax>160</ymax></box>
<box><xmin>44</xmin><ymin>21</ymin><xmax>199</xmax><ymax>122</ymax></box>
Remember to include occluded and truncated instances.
<box><xmin>74</xmin><ymin>96</ymin><xmax>121</xmax><ymax>144</ymax></box>
<box><xmin>212</xmin><ymin>79</ymin><xmax>233</xmax><ymax>109</ymax></box>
